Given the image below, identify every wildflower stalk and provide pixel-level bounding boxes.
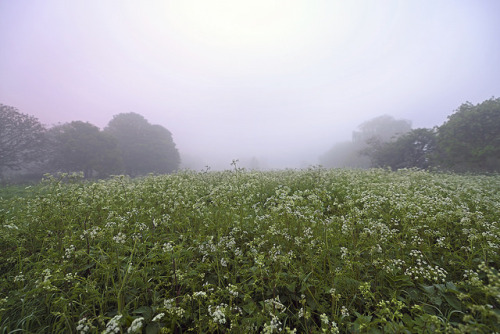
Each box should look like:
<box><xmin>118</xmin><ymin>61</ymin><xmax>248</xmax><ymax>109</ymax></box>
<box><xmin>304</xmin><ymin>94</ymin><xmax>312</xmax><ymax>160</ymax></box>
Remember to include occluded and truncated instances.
<box><xmin>117</xmin><ymin>239</ymin><xmax>137</xmax><ymax>314</ymax></box>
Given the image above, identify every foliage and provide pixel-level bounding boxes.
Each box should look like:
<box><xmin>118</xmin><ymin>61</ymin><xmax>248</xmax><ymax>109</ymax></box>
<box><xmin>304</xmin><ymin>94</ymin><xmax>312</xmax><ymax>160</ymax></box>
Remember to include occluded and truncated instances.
<box><xmin>1</xmin><ymin>168</ymin><xmax>499</xmax><ymax>333</ymax></box>
<box><xmin>105</xmin><ymin>113</ymin><xmax>180</xmax><ymax>176</ymax></box>
<box><xmin>0</xmin><ymin>104</ymin><xmax>46</xmax><ymax>180</ymax></box>
<box><xmin>321</xmin><ymin>115</ymin><xmax>411</xmax><ymax>169</ymax></box>
<box><xmin>352</xmin><ymin>115</ymin><xmax>412</xmax><ymax>144</ymax></box>
<box><xmin>370</xmin><ymin>128</ymin><xmax>437</xmax><ymax>170</ymax></box>
<box><xmin>319</xmin><ymin>141</ymin><xmax>370</xmax><ymax>169</ymax></box>
<box><xmin>435</xmin><ymin>97</ymin><xmax>500</xmax><ymax>172</ymax></box>
<box><xmin>47</xmin><ymin>121</ymin><xmax>123</xmax><ymax>178</ymax></box>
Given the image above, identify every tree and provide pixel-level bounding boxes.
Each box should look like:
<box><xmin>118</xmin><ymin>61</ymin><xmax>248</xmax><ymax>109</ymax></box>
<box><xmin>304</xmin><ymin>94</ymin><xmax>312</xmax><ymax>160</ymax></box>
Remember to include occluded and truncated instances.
<box><xmin>319</xmin><ymin>141</ymin><xmax>371</xmax><ymax>168</ymax></box>
<box><xmin>104</xmin><ymin>113</ymin><xmax>180</xmax><ymax>176</ymax></box>
<box><xmin>435</xmin><ymin>97</ymin><xmax>500</xmax><ymax>172</ymax></box>
<box><xmin>353</xmin><ymin>115</ymin><xmax>412</xmax><ymax>144</ymax></box>
<box><xmin>0</xmin><ymin>104</ymin><xmax>46</xmax><ymax>180</ymax></box>
<box><xmin>370</xmin><ymin>128</ymin><xmax>437</xmax><ymax>170</ymax></box>
<box><xmin>320</xmin><ymin>115</ymin><xmax>411</xmax><ymax>169</ymax></box>
<box><xmin>47</xmin><ymin>121</ymin><xmax>123</xmax><ymax>178</ymax></box>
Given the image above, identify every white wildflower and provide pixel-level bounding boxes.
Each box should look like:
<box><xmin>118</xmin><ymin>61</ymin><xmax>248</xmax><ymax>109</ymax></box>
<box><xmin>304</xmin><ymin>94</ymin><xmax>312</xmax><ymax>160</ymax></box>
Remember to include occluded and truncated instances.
<box><xmin>127</xmin><ymin>317</ymin><xmax>144</xmax><ymax>333</ymax></box>
<box><xmin>113</xmin><ymin>232</ymin><xmax>126</xmax><ymax>244</ymax></box>
<box><xmin>163</xmin><ymin>242</ymin><xmax>174</xmax><ymax>253</ymax></box>
<box><xmin>14</xmin><ymin>272</ymin><xmax>25</xmax><ymax>282</ymax></box>
<box><xmin>104</xmin><ymin>314</ymin><xmax>122</xmax><ymax>334</ymax></box>
<box><xmin>152</xmin><ymin>313</ymin><xmax>165</xmax><ymax>322</ymax></box>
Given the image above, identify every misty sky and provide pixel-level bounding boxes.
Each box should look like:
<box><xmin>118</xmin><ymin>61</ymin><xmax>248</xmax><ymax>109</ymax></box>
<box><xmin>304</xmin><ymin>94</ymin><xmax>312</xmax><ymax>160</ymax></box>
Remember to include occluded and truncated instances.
<box><xmin>1</xmin><ymin>1</ymin><xmax>499</xmax><ymax>169</ymax></box>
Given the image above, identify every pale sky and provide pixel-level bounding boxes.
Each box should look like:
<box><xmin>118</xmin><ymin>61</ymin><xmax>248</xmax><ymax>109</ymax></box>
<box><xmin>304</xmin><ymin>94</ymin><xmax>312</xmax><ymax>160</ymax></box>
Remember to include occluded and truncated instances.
<box><xmin>1</xmin><ymin>0</ymin><xmax>499</xmax><ymax>169</ymax></box>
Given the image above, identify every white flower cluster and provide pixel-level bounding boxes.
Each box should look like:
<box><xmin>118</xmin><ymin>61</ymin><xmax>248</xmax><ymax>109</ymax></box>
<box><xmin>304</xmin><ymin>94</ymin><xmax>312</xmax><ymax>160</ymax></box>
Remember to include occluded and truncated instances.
<box><xmin>436</xmin><ymin>236</ymin><xmax>446</xmax><ymax>247</ymax></box>
<box><xmin>104</xmin><ymin>314</ymin><xmax>122</xmax><ymax>334</ymax></box>
<box><xmin>113</xmin><ymin>232</ymin><xmax>126</xmax><ymax>244</ymax></box>
<box><xmin>198</xmin><ymin>237</ymin><xmax>216</xmax><ymax>262</ymax></box>
<box><xmin>80</xmin><ymin>226</ymin><xmax>101</xmax><ymax>240</ymax></box>
<box><xmin>65</xmin><ymin>272</ymin><xmax>77</xmax><ymax>282</ymax></box>
<box><xmin>162</xmin><ymin>242</ymin><xmax>174</xmax><ymax>253</ymax></box>
<box><xmin>4</xmin><ymin>224</ymin><xmax>18</xmax><ymax>230</ymax></box>
<box><xmin>340</xmin><ymin>247</ymin><xmax>348</xmax><ymax>260</ymax></box>
<box><xmin>164</xmin><ymin>298</ymin><xmax>185</xmax><ymax>318</ymax></box>
<box><xmin>105</xmin><ymin>221</ymin><xmax>117</xmax><ymax>229</ymax></box>
<box><xmin>405</xmin><ymin>249</ymin><xmax>447</xmax><ymax>283</ymax></box>
<box><xmin>218</xmin><ymin>235</ymin><xmax>236</xmax><ymax>250</ymax></box>
<box><xmin>63</xmin><ymin>244</ymin><xmax>76</xmax><ymax>259</ymax></box>
<box><xmin>319</xmin><ymin>313</ymin><xmax>340</xmax><ymax>334</ymax></box>
<box><xmin>208</xmin><ymin>303</ymin><xmax>227</xmax><ymax>324</ymax></box>
<box><xmin>463</xmin><ymin>269</ymin><xmax>482</xmax><ymax>286</ymax></box>
<box><xmin>127</xmin><ymin>317</ymin><xmax>144</xmax><ymax>333</ymax></box>
<box><xmin>381</xmin><ymin>258</ymin><xmax>406</xmax><ymax>274</ymax></box>
<box><xmin>14</xmin><ymin>272</ymin><xmax>25</xmax><ymax>282</ymax></box>
<box><xmin>136</xmin><ymin>222</ymin><xmax>148</xmax><ymax>231</ymax></box>
<box><xmin>263</xmin><ymin>314</ymin><xmax>282</xmax><ymax>333</ymax></box>
<box><xmin>340</xmin><ymin>306</ymin><xmax>349</xmax><ymax>317</ymax></box>
<box><xmin>76</xmin><ymin>317</ymin><xmax>91</xmax><ymax>334</ymax></box>
<box><xmin>42</xmin><ymin>268</ymin><xmax>51</xmax><ymax>282</ymax></box>
<box><xmin>264</xmin><ymin>296</ymin><xmax>286</xmax><ymax>313</ymax></box>
<box><xmin>269</xmin><ymin>244</ymin><xmax>282</xmax><ymax>262</ymax></box>
<box><xmin>152</xmin><ymin>313</ymin><xmax>165</xmax><ymax>322</ymax></box>
<box><xmin>228</xmin><ymin>284</ymin><xmax>238</xmax><ymax>297</ymax></box>
<box><xmin>193</xmin><ymin>291</ymin><xmax>207</xmax><ymax>298</ymax></box>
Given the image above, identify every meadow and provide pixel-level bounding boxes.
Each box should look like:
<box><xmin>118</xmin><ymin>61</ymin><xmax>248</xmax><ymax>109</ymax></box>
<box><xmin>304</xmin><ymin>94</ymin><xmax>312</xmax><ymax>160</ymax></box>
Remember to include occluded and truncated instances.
<box><xmin>0</xmin><ymin>168</ymin><xmax>499</xmax><ymax>333</ymax></box>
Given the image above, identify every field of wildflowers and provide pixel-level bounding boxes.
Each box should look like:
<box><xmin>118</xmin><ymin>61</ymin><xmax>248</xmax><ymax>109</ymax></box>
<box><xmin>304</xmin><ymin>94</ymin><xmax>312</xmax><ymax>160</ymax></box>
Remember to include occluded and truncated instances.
<box><xmin>0</xmin><ymin>168</ymin><xmax>499</xmax><ymax>333</ymax></box>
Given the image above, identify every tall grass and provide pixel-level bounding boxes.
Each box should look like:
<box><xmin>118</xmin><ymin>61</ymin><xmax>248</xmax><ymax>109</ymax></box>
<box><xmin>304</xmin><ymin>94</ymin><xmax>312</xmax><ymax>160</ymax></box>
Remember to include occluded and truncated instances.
<box><xmin>0</xmin><ymin>168</ymin><xmax>499</xmax><ymax>333</ymax></box>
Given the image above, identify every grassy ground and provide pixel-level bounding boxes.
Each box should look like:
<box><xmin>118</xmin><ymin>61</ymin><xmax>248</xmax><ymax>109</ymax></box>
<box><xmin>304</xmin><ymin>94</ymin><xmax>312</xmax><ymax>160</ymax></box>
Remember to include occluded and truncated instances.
<box><xmin>0</xmin><ymin>169</ymin><xmax>499</xmax><ymax>333</ymax></box>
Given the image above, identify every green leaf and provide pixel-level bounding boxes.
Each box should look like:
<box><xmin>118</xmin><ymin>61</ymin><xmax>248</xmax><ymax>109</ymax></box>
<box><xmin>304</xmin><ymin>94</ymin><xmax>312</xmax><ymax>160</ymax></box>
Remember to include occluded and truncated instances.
<box><xmin>133</xmin><ymin>306</ymin><xmax>153</xmax><ymax>320</ymax></box>
<box><xmin>242</xmin><ymin>302</ymin><xmax>256</xmax><ymax>315</ymax></box>
<box><xmin>146</xmin><ymin>323</ymin><xmax>159</xmax><ymax>334</ymax></box>
<box><xmin>443</xmin><ymin>294</ymin><xmax>462</xmax><ymax>311</ymax></box>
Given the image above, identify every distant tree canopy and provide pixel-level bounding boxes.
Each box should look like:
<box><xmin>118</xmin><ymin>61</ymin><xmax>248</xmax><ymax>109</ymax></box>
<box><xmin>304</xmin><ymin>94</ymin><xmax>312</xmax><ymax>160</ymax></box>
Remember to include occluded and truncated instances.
<box><xmin>319</xmin><ymin>141</ymin><xmax>370</xmax><ymax>169</ymax></box>
<box><xmin>104</xmin><ymin>113</ymin><xmax>180</xmax><ymax>176</ymax></box>
<box><xmin>0</xmin><ymin>105</ymin><xmax>181</xmax><ymax>181</ymax></box>
<box><xmin>0</xmin><ymin>104</ymin><xmax>46</xmax><ymax>180</ymax></box>
<box><xmin>353</xmin><ymin>115</ymin><xmax>412</xmax><ymax>144</ymax></box>
<box><xmin>337</xmin><ymin>97</ymin><xmax>500</xmax><ymax>172</ymax></box>
<box><xmin>434</xmin><ymin>97</ymin><xmax>500</xmax><ymax>172</ymax></box>
<box><xmin>47</xmin><ymin>121</ymin><xmax>123</xmax><ymax>178</ymax></box>
<box><xmin>370</xmin><ymin>128</ymin><xmax>437</xmax><ymax>170</ymax></box>
<box><xmin>320</xmin><ymin>115</ymin><xmax>411</xmax><ymax>168</ymax></box>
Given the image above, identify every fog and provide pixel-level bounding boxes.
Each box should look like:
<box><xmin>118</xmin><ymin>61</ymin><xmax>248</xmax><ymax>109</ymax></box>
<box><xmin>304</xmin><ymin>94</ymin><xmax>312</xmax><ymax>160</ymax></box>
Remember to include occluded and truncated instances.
<box><xmin>1</xmin><ymin>1</ymin><xmax>499</xmax><ymax>170</ymax></box>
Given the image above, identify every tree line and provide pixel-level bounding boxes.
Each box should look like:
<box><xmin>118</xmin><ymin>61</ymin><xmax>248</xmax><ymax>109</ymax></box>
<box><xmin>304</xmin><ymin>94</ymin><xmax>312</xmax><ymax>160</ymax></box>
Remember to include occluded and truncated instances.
<box><xmin>0</xmin><ymin>105</ymin><xmax>180</xmax><ymax>182</ymax></box>
<box><xmin>320</xmin><ymin>97</ymin><xmax>500</xmax><ymax>173</ymax></box>
<box><xmin>1</xmin><ymin>97</ymin><xmax>499</xmax><ymax>182</ymax></box>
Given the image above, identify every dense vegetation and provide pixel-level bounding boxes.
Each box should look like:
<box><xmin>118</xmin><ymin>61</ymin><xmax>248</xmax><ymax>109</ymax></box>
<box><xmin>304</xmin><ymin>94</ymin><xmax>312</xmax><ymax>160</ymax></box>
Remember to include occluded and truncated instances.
<box><xmin>1</xmin><ymin>168</ymin><xmax>499</xmax><ymax>333</ymax></box>
<box><xmin>0</xmin><ymin>106</ymin><xmax>180</xmax><ymax>182</ymax></box>
<box><xmin>320</xmin><ymin>97</ymin><xmax>500</xmax><ymax>173</ymax></box>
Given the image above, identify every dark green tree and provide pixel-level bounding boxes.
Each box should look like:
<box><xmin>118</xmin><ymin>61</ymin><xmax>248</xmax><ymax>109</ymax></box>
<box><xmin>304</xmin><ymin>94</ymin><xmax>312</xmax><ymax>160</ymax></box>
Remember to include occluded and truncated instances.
<box><xmin>370</xmin><ymin>128</ymin><xmax>437</xmax><ymax>170</ymax></box>
<box><xmin>0</xmin><ymin>104</ymin><xmax>46</xmax><ymax>180</ymax></box>
<box><xmin>435</xmin><ymin>97</ymin><xmax>500</xmax><ymax>172</ymax></box>
<box><xmin>47</xmin><ymin>121</ymin><xmax>123</xmax><ymax>178</ymax></box>
<box><xmin>104</xmin><ymin>113</ymin><xmax>180</xmax><ymax>176</ymax></box>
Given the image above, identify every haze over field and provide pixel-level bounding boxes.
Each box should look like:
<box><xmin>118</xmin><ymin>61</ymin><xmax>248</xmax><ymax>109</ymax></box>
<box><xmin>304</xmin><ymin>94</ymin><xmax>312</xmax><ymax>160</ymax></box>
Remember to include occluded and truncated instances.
<box><xmin>1</xmin><ymin>1</ymin><xmax>499</xmax><ymax>169</ymax></box>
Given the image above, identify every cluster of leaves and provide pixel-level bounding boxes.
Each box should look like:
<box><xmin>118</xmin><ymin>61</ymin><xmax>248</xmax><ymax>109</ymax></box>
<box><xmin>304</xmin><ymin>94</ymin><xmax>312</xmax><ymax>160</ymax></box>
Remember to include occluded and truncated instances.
<box><xmin>0</xmin><ymin>168</ymin><xmax>499</xmax><ymax>333</ymax></box>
